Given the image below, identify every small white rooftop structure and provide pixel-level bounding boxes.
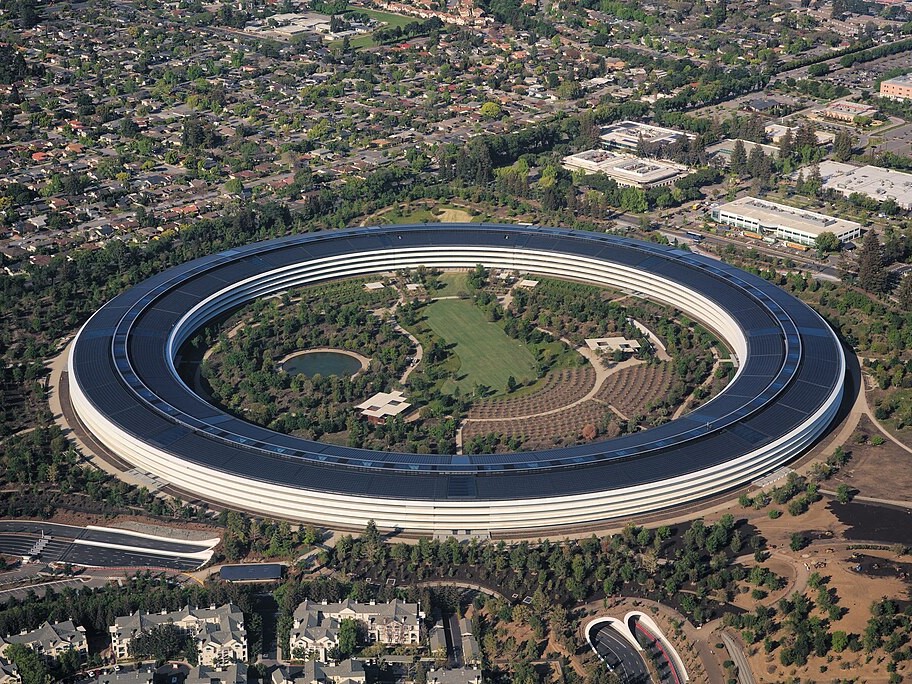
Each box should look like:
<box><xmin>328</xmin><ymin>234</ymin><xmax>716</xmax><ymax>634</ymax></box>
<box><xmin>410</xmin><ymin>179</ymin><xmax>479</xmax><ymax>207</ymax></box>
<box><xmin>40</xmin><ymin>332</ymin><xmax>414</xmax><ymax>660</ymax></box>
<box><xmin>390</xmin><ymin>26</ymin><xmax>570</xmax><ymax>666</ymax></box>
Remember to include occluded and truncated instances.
<box><xmin>356</xmin><ymin>391</ymin><xmax>411</xmax><ymax>422</ymax></box>
<box><xmin>364</xmin><ymin>281</ymin><xmax>386</xmax><ymax>290</ymax></box>
<box><xmin>517</xmin><ymin>279</ymin><xmax>539</xmax><ymax>288</ymax></box>
<box><xmin>585</xmin><ymin>337</ymin><xmax>642</xmax><ymax>353</ymax></box>
<box><xmin>405</xmin><ymin>283</ymin><xmax>422</xmax><ymax>291</ymax></box>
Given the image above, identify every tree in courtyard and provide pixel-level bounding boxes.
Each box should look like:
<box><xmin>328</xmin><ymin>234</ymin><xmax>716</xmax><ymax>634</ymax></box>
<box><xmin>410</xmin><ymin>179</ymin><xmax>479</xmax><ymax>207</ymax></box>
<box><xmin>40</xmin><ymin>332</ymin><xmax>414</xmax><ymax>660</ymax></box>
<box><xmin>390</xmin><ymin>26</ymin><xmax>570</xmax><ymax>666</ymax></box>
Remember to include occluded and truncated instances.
<box><xmin>815</xmin><ymin>231</ymin><xmax>840</xmax><ymax>254</ymax></box>
<box><xmin>338</xmin><ymin>618</ymin><xmax>360</xmax><ymax>657</ymax></box>
<box><xmin>778</xmin><ymin>128</ymin><xmax>794</xmax><ymax>160</ymax></box>
<box><xmin>729</xmin><ymin>139</ymin><xmax>747</xmax><ymax>176</ymax></box>
<box><xmin>129</xmin><ymin>624</ymin><xmax>194</xmax><ymax>662</ymax></box>
<box><xmin>858</xmin><ymin>230</ymin><xmax>888</xmax><ymax>293</ymax></box>
<box><xmin>5</xmin><ymin>644</ymin><xmax>50</xmax><ymax>684</ymax></box>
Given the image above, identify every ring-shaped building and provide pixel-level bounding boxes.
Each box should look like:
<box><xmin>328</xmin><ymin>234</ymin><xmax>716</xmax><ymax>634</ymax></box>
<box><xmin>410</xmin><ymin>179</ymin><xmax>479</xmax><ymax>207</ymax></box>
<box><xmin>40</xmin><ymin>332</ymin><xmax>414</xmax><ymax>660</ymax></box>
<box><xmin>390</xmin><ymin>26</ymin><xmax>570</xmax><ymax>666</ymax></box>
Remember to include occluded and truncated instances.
<box><xmin>68</xmin><ymin>224</ymin><xmax>845</xmax><ymax>534</ymax></box>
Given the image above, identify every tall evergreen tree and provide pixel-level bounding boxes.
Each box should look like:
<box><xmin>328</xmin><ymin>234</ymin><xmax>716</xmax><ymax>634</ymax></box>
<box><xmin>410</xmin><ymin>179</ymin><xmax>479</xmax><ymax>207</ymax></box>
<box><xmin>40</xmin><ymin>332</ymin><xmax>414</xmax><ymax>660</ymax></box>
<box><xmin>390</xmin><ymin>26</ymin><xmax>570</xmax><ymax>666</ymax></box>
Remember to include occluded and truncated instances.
<box><xmin>858</xmin><ymin>230</ymin><xmax>887</xmax><ymax>293</ymax></box>
<box><xmin>897</xmin><ymin>274</ymin><xmax>912</xmax><ymax>310</ymax></box>
<box><xmin>778</xmin><ymin>129</ymin><xmax>794</xmax><ymax>160</ymax></box>
<box><xmin>730</xmin><ymin>139</ymin><xmax>747</xmax><ymax>175</ymax></box>
<box><xmin>833</xmin><ymin>130</ymin><xmax>855</xmax><ymax>162</ymax></box>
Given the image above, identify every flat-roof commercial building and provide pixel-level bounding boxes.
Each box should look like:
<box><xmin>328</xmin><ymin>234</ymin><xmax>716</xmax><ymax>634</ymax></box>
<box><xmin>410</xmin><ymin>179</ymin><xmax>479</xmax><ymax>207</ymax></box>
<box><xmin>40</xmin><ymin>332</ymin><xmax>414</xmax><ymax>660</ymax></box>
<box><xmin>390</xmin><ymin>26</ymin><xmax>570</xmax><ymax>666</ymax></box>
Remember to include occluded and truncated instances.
<box><xmin>709</xmin><ymin>196</ymin><xmax>862</xmax><ymax>246</ymax></box>
<box><xmin>562</xmin><ymin>150</ymin><xmax>690</xmax><ymax>189</ymax></box>
<box><xmin>599</xmin><ymin>121</ymin><xmax>694</xmax><ymax>151</ymax></box>
<box><xmin>817</xmin><ymin>161</ymin><xmax>912</xmax><ymax>210</ymax></box>
<box><xmin>707</xmin><ymin>138</ymin><xmax>780</xmax><ymax>165</ymax></box>
<box><xmin>764</xmin><ymin>124</ymin><xmax>834</xmax><ymax>146</ymax></box>
<box><xmin>817</xmin><ymin>100</ymin><xmax>878</xmax><ymax>123</ymax></box>
<box><xmin>879</xmin><ymin>73</ymin><xmax>912</xmax><ymax>101</ymax></box>
<box><xmin>68</xmin><ymin>225</ymin><xmax>845</xmax><ymax>535</ymax></box>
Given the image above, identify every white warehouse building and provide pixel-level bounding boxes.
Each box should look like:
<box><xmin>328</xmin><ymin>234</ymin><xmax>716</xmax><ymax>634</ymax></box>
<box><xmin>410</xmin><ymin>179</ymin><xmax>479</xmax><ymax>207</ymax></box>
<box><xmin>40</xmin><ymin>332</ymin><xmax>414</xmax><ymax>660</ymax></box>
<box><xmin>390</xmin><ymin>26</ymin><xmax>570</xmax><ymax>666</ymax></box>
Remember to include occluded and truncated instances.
<box><xmin>709</xmin><ymin>196</ymin><xmax>862</xmax><ymax>246</ymax></box>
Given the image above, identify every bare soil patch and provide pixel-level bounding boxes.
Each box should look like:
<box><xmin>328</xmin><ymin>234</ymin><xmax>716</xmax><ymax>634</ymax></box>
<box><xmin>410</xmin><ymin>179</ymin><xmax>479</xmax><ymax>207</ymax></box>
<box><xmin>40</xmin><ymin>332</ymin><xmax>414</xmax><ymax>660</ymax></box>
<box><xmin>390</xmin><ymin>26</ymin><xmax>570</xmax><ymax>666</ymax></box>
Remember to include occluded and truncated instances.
<box><xmin>436</xmin><ymin>208</ymin><xmax>474</xmax><ymax>222</ymax></box>
<box><xmin>829</xmin><ymin>419</ymin><xmax>912</xmax><ymax>503</ymax></box>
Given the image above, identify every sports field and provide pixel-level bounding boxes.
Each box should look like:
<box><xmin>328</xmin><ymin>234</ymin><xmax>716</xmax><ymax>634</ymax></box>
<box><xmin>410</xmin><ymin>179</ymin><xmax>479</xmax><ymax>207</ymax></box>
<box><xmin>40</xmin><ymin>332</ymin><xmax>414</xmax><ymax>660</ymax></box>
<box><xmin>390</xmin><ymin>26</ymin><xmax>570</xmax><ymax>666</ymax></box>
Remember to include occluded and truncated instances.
<box><xmin>423</xmin><ymin>298</ymin><xmax>538</xmax><ymax>393</ymax></box>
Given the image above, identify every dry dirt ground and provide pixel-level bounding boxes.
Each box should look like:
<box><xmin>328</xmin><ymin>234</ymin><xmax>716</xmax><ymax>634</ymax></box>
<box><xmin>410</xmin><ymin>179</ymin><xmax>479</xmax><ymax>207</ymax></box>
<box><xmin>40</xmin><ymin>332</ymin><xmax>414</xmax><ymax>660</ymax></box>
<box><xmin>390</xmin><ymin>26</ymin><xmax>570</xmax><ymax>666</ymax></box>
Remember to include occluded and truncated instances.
<box><xmin>706</xmin><ymin>499</ymin><xmax>911</xmax><ymax>683</ymax></box>
<box><xmin>829</xmin><ymin>417</ymin><xmax>912</xmax><ymax>503</ymax></box>
<box><xmin>436</xmin><ymin>207</ymin><xmax>474</xmax><ymax>222</ymax></box>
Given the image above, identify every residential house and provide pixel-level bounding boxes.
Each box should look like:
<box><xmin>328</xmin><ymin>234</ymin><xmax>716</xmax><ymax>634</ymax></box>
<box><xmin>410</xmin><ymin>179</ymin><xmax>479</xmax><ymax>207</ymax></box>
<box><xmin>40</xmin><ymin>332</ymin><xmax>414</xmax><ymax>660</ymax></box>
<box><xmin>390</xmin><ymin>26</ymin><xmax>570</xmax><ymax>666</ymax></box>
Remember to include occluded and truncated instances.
<box><xmin>289</xmin><ymin>600</ymin><xmax>422</xmax><ymax>662</ymax></box>
<box><xmin>109</xmin><ymin>604</ymin><xmax>247</xmax><ymax>666</ymax></box>
<box><xmin>272</xmin><ymin>660</ymin><xmax>366</xmax><ymax>684</ymax></box>
<box><xmin>0</xmin><ymin>621</ymin><xmax>87</xmax><ymax>663</ymax></box>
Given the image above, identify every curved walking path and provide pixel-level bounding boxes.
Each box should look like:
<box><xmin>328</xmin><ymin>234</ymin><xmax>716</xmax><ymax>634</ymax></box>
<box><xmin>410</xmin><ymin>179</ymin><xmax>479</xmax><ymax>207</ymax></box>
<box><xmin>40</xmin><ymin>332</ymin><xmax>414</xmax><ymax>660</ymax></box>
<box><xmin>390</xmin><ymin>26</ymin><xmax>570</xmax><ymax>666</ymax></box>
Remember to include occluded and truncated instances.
<box><xmin>860</xmin><ymin>371</ymin><xmax>912</xmax><ymax>456</ymax></box>
<box><xmin>376</xmin><ymin>291</ymin><xmax>425</xmax><ymax>386</ymax></box>
<box><xmin>462</xmin><ymin>355</ymin><xmax>644</xmax><ymax>424</ymax></box>
<box><xmin>671</xmin><ymin>351</ymin><xmax>722</xmax><ymax>420</ymax></box>
<box><xmin>629</xmin><ymin>318</ymin><xmax>671</xmax><ymax>362</ymax></box>
<box><xmin>393</xmin><ymin>322</ymin><xmax>423</xmax><ymax>385</ymax></box>
<box><xmin>416</xmin><ymin>578</ymin><xmax>510</xmax><ymax>602</ymax></box>
<box><xmin>720</xmin><ymin>631</ymin><xmax>755</xmax><ymax>684</ymax></box>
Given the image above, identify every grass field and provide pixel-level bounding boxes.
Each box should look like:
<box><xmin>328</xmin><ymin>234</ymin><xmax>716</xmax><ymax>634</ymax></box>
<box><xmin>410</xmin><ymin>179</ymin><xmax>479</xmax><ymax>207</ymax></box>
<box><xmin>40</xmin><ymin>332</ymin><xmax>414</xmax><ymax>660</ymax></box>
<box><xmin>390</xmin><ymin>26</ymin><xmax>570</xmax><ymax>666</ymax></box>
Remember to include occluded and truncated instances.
<box><xmin>375</xmin><ymin>203</ymin><xmax>479</xmax><ymax>226</ymax></box>
<box><xmin>335</xmin><ymin>8</ymin><xmax>416</xmax><ymax>48</ymax></box>
<box><xmin>384</xmin><ymin>207</ymin><xmax>438</xmax><ymax>224</ymax></box>
<box><xmin>434</xmin><ymin>272</ymin><xmax>468</xmax><ymax>297</ymax></box>
<box><xmin>348</xmin><ymin>7</ymin><xmax>416</xmax><ymax>27</ymax></box>
<box><xmin>423</xmin><ymin>299</ymin><xmax>538</xmax><ymax>393</ymax></box>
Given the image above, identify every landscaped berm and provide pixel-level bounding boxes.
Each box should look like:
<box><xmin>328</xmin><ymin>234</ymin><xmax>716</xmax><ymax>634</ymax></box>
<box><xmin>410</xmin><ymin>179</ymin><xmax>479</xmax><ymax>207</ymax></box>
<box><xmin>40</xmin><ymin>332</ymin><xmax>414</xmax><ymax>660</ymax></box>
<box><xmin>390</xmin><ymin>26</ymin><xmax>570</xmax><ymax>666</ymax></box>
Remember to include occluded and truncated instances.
<box><xmin>422</xmin><ymin>297</ymin><xmax>538</xmax><ymax>393</ymax></box>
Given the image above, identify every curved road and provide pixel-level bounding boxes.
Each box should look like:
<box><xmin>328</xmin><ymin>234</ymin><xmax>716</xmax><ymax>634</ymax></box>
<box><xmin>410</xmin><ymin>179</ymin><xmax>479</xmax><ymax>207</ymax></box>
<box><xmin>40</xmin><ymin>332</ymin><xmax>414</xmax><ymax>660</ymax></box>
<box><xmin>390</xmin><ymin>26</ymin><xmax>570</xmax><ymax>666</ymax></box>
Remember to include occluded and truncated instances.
<box><xmin>589</xmin><ymin>623</ymin><xmax>651</xmax><ymax>683</ymax></box>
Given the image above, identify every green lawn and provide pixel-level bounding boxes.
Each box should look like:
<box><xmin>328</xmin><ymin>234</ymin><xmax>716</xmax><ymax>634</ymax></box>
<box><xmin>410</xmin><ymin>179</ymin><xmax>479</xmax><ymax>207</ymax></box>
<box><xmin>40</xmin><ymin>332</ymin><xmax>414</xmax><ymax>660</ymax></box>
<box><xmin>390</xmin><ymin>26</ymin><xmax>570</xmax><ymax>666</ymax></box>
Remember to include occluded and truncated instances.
<box><xmin>347</xmin><ymin>7</ymin><xmax>415</xmax><ymax>28</ymax></box>
<box><xmin>334</xmin><ymin>8</ymin><xmax>416</xmax><ymax>48</ymax></box>
<box><xmin>433</xmin><ymin>272</ymin><xmax>468</xmax><ymax>297</ymax></box>
<box><xmin>382</xmin><ymin>207</ymin><xmax>438</xmax><ymax>224</ymax></box>
<box><xmin>423</xmin><ymin>298</ymin><xmax>538</xmax><ymax>393</ymax></box>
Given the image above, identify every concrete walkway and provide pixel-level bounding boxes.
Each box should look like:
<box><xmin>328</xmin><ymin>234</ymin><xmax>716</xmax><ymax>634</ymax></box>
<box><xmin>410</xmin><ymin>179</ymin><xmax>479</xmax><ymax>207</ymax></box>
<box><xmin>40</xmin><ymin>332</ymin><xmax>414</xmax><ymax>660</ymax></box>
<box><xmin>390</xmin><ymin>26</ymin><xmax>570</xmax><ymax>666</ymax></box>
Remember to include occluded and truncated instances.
<box><xmin>393</xmin><ymin>322</ymin><xmax>423</xmax><ymax>385</ymax></box>
<box><xmin>629</xmin><ymin>318</ymin><xmax>671</xmax><ymax>362</ymax></box>
<box><xmin>672</xmin><ymin>350</ymin><xmax>722</xmax><ymax>420</ymax></box>
<box><xmin>461</xmin><ymin>346</ymin><xmax>643</xmax><ymax>424</ymax></box>
<box><xmin>721</xmin><ymin>631</ymin><xmax>756</xmax><ymax>684</ymax></box>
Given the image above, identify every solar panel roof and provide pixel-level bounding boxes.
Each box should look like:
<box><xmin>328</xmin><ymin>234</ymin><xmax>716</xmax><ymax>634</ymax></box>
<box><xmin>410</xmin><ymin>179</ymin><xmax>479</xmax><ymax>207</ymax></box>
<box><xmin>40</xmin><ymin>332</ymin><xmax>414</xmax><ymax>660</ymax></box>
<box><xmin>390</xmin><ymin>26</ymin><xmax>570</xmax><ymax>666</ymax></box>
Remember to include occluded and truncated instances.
<box><xmin>71</xmin><ymin>224</ymin><xmax>844</xmax><ymax>502</ymax></box>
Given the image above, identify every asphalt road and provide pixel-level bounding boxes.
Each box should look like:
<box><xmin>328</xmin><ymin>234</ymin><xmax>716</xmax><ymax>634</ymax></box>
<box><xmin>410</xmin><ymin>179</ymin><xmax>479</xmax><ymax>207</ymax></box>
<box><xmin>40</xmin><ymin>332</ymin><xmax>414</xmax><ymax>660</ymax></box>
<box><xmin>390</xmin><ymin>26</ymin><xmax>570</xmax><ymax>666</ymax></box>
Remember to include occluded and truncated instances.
<box><xmin>633</xmin><ymin>622</ymin><xmax>681</xmax><ymax>684</ymax></box>
<box><xmin>590</xmin><ymin>623</ymin><xmax>651</xmax><ymax>684</ymax></box>
<box><xmin>448</xmin><ymin>613</ymin><xmax>464</xmax><ymax>667</ymax></box>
